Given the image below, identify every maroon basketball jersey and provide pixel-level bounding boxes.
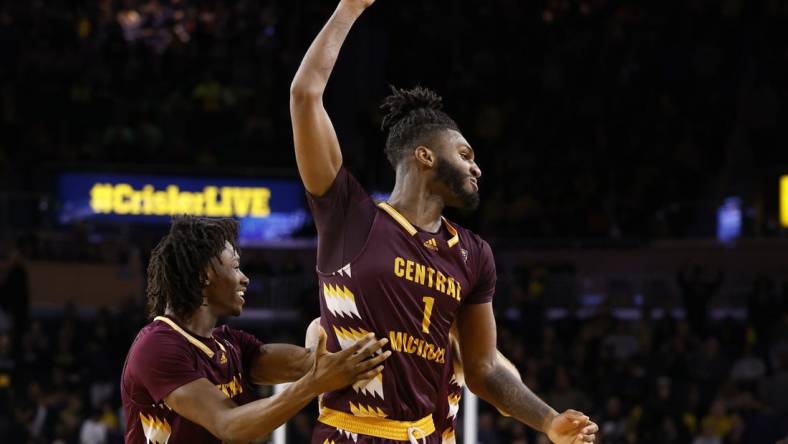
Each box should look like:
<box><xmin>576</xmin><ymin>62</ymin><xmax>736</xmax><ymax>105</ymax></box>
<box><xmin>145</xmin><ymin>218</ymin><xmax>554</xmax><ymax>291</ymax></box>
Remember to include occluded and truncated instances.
<box><xmin>121</xmin><ymin>316</ymin><xmax>263</xmax><ymax>443</ymax></box>
<box><xmin>434</xmin><ymin>344</ymin><xmax>463</xmax><ymax>444</ymax></box>
<box><xmin>307</xmin><ymin>167</ymin><xmax>495</xmax><ymax>434</ymax></box>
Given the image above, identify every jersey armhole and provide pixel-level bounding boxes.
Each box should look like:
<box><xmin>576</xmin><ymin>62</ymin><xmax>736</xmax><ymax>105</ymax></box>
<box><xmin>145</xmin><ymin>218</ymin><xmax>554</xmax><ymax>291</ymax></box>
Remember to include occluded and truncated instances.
<box><xmin>315</xmin><ymin>209</ymin><xmax>380</xmax><ymax>276</ymax></box>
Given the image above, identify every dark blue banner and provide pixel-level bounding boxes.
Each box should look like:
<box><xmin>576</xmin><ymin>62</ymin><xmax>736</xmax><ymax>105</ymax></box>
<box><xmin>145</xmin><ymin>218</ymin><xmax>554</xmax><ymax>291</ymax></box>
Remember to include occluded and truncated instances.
<box><xmin>58</xmin><ymin>173</ymin><xmax>309</xmax><ymax>244</ymax></box>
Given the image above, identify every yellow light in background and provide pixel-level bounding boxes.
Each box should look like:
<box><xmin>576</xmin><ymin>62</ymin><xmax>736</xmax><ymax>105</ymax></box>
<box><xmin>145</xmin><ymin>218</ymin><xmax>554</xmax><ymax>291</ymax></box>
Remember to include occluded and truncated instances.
<box><xmin>781</xmin><ymin>175</ymin><xmax>788</xmax><ymax>228</ymax></box>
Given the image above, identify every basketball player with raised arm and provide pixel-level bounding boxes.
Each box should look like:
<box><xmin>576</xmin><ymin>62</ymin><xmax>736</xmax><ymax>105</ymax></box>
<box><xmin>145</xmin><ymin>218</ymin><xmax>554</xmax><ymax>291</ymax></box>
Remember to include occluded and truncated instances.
<box><xmin>290</xmin><ymin>1</ymin><xmax>598</xmax><ymax>442</ymax></box>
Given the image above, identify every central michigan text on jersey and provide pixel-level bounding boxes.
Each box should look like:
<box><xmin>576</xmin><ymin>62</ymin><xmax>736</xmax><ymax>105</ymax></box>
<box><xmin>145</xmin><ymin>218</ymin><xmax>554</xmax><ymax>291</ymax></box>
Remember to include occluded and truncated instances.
<box><xmin>308</xmin><ymin>168</ymin><xmax>496</xmax><ymax>442</ymax></box>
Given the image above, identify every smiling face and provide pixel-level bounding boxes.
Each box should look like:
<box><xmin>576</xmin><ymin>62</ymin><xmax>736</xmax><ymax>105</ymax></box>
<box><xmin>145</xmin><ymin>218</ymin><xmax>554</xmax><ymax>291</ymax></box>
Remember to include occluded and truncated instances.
<box><xmin>202</xmin><ymin>241</ymin><xmax>249</xmax><ymax>317</ymax></box>
<box><xmin>430</xmin><ymin>129</ymin><xmax>482</xmax><ymax>210</ymax></box>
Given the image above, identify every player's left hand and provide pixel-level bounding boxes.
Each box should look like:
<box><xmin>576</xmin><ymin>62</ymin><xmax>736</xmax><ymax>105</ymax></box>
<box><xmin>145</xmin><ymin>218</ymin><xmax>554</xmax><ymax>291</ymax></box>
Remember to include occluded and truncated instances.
<box><xmin>339</xmin><ymin>0</ymin><xmax>376</xmax><ymax>15</ymax></box>
<box><xmin>545</xmin><ymin>409</ymin><xmax>598</xmax><ymax>444</ymax></box>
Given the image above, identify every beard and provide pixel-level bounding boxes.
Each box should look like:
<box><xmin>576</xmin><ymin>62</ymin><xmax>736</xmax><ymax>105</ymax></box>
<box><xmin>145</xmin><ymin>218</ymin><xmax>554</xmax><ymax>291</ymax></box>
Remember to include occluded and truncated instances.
<box><xmin>435</xmin><ymin>158</ymin><xmax>480</xmax><ymax>211</ymax></box>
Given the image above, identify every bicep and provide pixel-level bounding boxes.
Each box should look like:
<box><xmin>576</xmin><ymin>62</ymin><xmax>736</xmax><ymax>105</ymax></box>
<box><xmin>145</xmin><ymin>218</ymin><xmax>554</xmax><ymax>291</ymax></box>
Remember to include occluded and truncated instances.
<box><xmin>457</xmin><ymin>302</ymin><xmax>498</xmax><ymax>383</ymax></box>
<box><xmin>164</xmin><ymin>378</ymin><xmax>237</xmax><ymax>439</ymax></box>
<box><xmin>290</xmin><ymin>96</ymin><xmax>342</xmax><ymax>196</ymax></box>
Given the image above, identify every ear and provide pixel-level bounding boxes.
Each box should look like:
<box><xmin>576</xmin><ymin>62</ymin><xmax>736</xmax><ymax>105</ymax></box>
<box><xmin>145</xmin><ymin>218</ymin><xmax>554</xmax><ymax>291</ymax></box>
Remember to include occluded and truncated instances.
<box><xmin>414</xmin><ymin>145</ymin><xmax>436</xmax><ymax>168</ymax></box>
<box><xmin>203</xmin><ymin>265</ymin><xmax>216</xmax><ymax>287</ymax></box>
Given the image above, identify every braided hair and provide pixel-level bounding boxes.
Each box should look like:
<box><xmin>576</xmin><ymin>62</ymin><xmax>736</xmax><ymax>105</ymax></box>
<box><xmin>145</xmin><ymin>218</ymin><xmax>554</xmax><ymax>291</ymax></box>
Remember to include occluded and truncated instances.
<box><xmin>146</xmin><ymin>216</ymin><xmax>239</xmax><ymax>320</ymax></box>
<box><xmin>379</xmin><ymin>85</ymin><xmax>459</xmax><ymax>168</ymax></box>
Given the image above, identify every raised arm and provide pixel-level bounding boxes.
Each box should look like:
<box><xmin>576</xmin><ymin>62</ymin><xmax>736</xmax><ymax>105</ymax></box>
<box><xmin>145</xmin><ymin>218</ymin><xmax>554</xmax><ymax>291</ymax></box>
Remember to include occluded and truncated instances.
<box><xmin>165</xmin><ymin>332</ymin><xmax>389</xmax><ymax>443</ymax></box>
<box><xmin>289</xmin><ymin>0</ymin><xmax>375</xmax><ymax>196</ymax></box>
<box><xmin>457</xmin><ymin>303</ymin><xmax>598</xmax><ymax>443</ymax></box>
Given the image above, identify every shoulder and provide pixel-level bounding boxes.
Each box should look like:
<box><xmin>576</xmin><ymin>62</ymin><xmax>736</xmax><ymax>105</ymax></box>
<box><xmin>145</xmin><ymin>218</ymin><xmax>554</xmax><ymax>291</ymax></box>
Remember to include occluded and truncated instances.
<box><xmin>127</xmin><ymin>321</ymin><xmax>196</xmax><ymax>366</ymax></box>
<box><xmin>134</xmin><ymin>320</ymin><xmax>190</xmax><ymax>349</ymax></box>
<box><xmin>213</xmin><ymin>325</ymin><xmax>263</xmax><ymax>351</ymax></box>
<box><xmin>451</xmin><ymin>222</ymin><xmax>492</xmax><ymax>257</ymax></box>
<box><xmin>448</xmin><ymin>221</ymin><xmax>496</xmax><ymax>283</ymax></box>
<box><xmin>307</xmin><ymin>166</ymin><xmax>370</xmax><ymax>201</ymax></box>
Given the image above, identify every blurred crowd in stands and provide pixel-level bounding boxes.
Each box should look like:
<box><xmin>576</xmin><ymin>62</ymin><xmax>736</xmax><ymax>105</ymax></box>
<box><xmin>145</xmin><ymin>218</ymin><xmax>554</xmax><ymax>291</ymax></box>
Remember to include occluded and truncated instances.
<box><xmin>1</xmin><ymin>0</ymin><xmax>788</xmax><ymax>241</ymax></box>
<box><xmin>1</xmin><ymin>251</ymin><xmax>788</xmax><ymax>443</ymax></box>
<box><xmin>1</xmin><ymin>0</ymin><xmax>788</xmax><ymax>443</ymax></box>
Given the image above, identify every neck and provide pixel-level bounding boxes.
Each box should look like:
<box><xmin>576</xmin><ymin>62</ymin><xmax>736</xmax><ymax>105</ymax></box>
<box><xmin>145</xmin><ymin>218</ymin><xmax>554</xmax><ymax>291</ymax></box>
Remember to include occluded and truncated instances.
<box><xmin>166</xmin><ymin>306</ymin><xmax>217</xmax><ymax>337</ymax></box>
<box><xmin>387</xmin><ymin>166</ymin><xmax>445</xmax><ymax>233</ymax></box>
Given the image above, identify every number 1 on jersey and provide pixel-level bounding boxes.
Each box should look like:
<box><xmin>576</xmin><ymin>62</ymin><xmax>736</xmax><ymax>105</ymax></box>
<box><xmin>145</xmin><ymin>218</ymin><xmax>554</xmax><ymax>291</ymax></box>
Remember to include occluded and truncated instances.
<box><xmin>421</xmin><ymin>296</ymin><xmax>435</xmax><ymax>334</ymax></box>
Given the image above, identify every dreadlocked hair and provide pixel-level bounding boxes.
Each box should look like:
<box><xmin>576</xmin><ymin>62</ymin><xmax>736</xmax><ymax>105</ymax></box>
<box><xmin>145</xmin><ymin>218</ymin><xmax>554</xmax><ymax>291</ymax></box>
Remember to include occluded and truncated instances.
<box><xmin>379</xmin><ymin>85</ymin><xmax>459</xmax><ymax>168</ymax></box>
<box><xmin>146</xmin><ymin>216</ymin><xmax>240</xmax><ymax>320</ymax></box>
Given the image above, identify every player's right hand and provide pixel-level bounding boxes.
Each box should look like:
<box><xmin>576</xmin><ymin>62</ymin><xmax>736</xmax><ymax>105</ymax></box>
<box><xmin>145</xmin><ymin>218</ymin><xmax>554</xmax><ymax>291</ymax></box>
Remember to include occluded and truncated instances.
<box><xmin>546</xmin><ymin>410</ymin><xmax>598</xmax><ymax>444</ymax></box>
<box><xmin>307</xmin><ymin>327</ymin><xmax>389</xmax><ymax>394</ymax></box>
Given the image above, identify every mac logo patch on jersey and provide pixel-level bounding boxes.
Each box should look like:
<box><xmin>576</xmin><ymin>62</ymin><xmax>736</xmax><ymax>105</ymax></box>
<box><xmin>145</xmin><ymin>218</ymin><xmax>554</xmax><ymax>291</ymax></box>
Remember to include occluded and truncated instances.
<box><xmin>460</xmin><ymin>248</ymin><xmax>469</xmax><ymax>263</ymax></box>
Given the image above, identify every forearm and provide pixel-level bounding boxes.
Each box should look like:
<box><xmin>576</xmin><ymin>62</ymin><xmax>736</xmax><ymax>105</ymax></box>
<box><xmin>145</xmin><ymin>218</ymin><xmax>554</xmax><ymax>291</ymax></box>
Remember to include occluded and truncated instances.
<box><xmin>220</xmin><ymin>376</ymin><xmax>317</xmax><ymax>442</ymax></box>
<box><xmin>250</xmin><ymin>344</ymin><xmax>314</xmax><ymax>385</ymax></box>
<box><xmin>471</xmin><ymin>361</ymin><xmax>558</xmax><ymax>433</ymax></box>
<box><xmin>290</xmin><ymin>2</ymin><xmax>363</xmax><ymax>97</ymax></box>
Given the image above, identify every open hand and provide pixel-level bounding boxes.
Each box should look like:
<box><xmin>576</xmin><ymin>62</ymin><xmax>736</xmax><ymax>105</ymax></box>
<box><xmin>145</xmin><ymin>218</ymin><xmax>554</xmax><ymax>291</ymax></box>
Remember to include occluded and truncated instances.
<box><xmin>546</xmin><ymin>410</ymin><xmax>598</xmax><ymax>444</ymax></box>
<box><xmin>307</xmin><ymin>327</ymin><xmax>390</xmax><ymax>394</ymax></box>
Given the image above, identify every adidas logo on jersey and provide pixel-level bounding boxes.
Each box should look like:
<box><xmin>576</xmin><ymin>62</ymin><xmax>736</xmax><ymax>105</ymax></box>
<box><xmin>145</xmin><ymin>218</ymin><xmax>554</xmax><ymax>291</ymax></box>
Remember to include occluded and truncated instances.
<box><xmin>423</xmin><ymin>238</ymin><xmax>438</xmax><ymax>251</ymax></box>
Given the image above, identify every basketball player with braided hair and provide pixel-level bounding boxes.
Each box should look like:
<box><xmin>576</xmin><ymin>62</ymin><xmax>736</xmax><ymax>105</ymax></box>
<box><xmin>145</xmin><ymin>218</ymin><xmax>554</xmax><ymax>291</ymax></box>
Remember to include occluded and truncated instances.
<box><xmin>120</xmin><ymin>216</ymin><xmax>390</xmax><ymax>443</ymax></box>
<box><xmin>290</xmin><ymin>1</ymin><xmax>598</xmax><ymax>443</ymax></box>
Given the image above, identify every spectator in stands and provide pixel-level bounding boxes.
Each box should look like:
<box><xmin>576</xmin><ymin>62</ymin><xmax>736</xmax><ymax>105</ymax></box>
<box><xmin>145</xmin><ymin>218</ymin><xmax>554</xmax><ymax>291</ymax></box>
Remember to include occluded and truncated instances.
<box><xmin>545</xmin><ymin>365</ymin><xmax>592</xmax><ymax>414</ymax></box>
<box><xmin>677</xmin><ymin>265</ymin><xmax>724</xmax><ymax>336</ymax></box>
<box><xmin>79</xmin><ymin>408</ymin><xmax>108</xmax><ymax>444</ymax></box>
<box><xmin>692</xmin><ymin>421</ymin><xmax>722</xmax><ymax>444</ymax></box>
<box><xmin>0</xmin><ymin>332</ymin><xmax>15</xmax><ymax>438</ymax></box>
<box><xmin>478</xmin><ymin>411</ymin><xmax>503</xmax><ymax>444</ymax></box>
<box><xmin>691</xmin><ymin>336</ymin><xmax>731</xmax><ymax>407</ymax></box>
<box><xmin>699</xmin><ymin>400</ymin><xmax>733</xmax><ymax>441</ymax></box>
<box><xmin>730</xmin><ymin>341</ymin><xmax>767</xmax><ymax>385</ymax></box>
<box><xmin>602</xmin><ymin>320</ymin><xmax>640</xmax><ymax>362</ymax></box>
<box><xmin>0</xmin><ymin>240</ymin><xmax>31</xmax><ymax>341</ymax></box>
<box><xmin>598</xmin><ymin>396</ymin><xmax>627</xmax><ymax>444</ymax></box>
<box><xmin>637</xmin><ymin>376</ymin><xmax>692</xmax><ymax>443</ymax></box>
<box><xmin>759</xmin><ymin>349</ymin><xmax>788</xmax><ymax>418</ymax></box>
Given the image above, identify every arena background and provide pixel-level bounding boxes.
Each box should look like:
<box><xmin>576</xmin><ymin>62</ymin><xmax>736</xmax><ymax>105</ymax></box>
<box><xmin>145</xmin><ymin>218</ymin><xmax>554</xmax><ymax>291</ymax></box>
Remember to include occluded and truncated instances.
<box><xmin>1</xmin><ymin>1</ymin><xmax>788</xmax><ymax>443</ymax></box>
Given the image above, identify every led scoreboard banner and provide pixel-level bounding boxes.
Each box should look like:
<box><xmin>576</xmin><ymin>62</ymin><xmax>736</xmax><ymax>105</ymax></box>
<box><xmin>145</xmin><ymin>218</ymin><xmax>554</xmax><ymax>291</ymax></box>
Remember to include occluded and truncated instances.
<box><xmin>58</xmin><ymin>173</ymin><xmax>309</xmax><ymax>245</ymax></box>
